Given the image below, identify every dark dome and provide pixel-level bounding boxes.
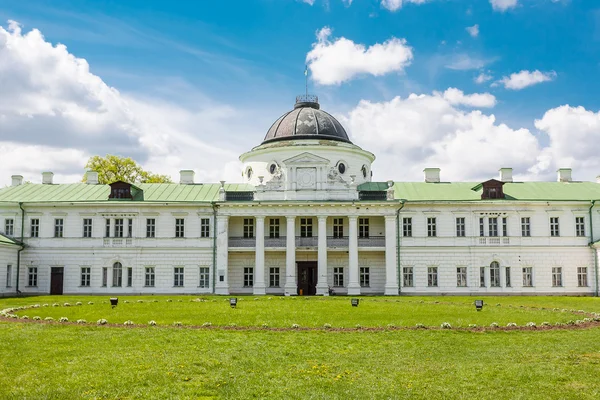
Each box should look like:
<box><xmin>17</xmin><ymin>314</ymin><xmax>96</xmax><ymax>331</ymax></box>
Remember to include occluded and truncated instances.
<box><xmin>263</xmin><ymin>96</ymin><xmax>351</xmax><ymax>144</ymax></box>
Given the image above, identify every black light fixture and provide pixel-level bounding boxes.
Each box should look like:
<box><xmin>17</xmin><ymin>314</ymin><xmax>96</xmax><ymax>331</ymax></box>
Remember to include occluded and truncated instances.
<box><xmin>475</xmin><ymin>300</ymin><xmax>484</xmax><ymax>311</ymax></box>
<box><xmin>110</xmin><ymin>297</ymin><xmax>118</xmax><ymax>308</ymax></box>
<box><xmin>229</xmin><ymin>298</ymin><xmax>238</xmax><ymax>308</ymax></box>
<box><xmin>351</xmin><ymin>298</ymin><xmax>359</xmax><ymax>307</ymax></box>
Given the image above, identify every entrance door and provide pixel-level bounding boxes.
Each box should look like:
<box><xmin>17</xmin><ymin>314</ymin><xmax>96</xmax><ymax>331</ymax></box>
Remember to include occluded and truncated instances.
<box><xmin>50</xmin><ymin>267</ymin><xmax>64</xmax><ymax>295</ymax></box>
<box><xmin>297</xmin><ymin>262</ymin><xmax>317</xmax><ymax>296</ymax></box>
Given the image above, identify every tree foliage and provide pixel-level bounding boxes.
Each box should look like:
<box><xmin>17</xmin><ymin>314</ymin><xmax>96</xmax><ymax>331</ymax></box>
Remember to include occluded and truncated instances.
<box><xmin>83</xmin><ymin>155</ymin><xmax>172</xmax><ymax>184</ymax></box>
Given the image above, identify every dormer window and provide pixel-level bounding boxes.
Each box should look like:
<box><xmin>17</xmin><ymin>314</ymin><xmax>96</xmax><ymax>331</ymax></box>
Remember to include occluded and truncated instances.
<box><xmin>478</xmin><ymin>179</ymin><xmax>505</xmax><ymax>200</ymax></box>
<box><xmin>108</xmin><ymin>181</ymin><xmax>141</xmax><ymax>200</ymax></box>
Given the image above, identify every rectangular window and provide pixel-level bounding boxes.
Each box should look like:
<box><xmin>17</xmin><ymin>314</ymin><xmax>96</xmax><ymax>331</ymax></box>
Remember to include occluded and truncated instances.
<box><xmin>102</xmin><ymin>267</ymin><xmax>108</xmax><ymax>287</ymax></box>
<box><xmin>174</xmin><ymin>267</ymin><xmax>184</xmax><ymax>287</ymax></box>
<box><xmin>145</xmin><ymin>267</ymin><xmax>155</xmax><ymax>287</ymax></box>
<box><xmin>505</xmin><ymin>267</ymin><xmax>511</xmax><ymax>287</ymax></box>
<box><xmin>199</xmin><ymin>267</ymin><xmax>210</xmax><ymax>288</ymax></box>
<box><xmin>333</xmin><ymin>218</ymin><xmax>344</xmax><ymax>238</ymax></box>
<box><xmin>80</xmin><ymin>267</ymin><xmax>91</xmax><ymax>287</ymax></box>
<box><xmin>402</xmin><ymin>217</ymin><xmax>412</xmax><ymax>237</ymax></box>
<box><xmin>480</xmin><ymin>267</ymin><xmax>486</xmax><ymax>287</ymax></box>
<box><xmin>127</xmin><ymin>219</ymin><xmax>133</xmax><ymax>238</ymax></box>
<box><xmin>4</xmin><ymin>219</ymin><xmax>14</xmax><ymax>236</ymax></box>
<box><xmin>83</xmin><ymin>218</ymin><xmax>92</xmax><ymax>238</ymax></box>
<box><xmin>502</xmin><ymin>217</ymin><xmax>508</xmax><ymax>237</ymax></box>
<box><xmin>146</xmin><ymin>219</ymin><xmax>155</xmax><ymax>238</ymax></box>
<box><xmin>360</xmin><ymin>267</ymin><xmax>370</xmax><ymax>287</ymax></box>
<box><xmin>358</xmin><ymin>218</ymin><xmax>369</xmax><ymax>238</ymax></box>
<box><xmin>456</xmin><ymin>267</ymin><xmax>467</xmax><ymax>287</ymax></box>
<box><xmin>333</xmin><ymin>267</ymin><xmax>344</xmax><ymax>287</ymax></box>
<box><xmin>427</xmin><ymin>217</ymin><xmax>437</xmax><ymax>237</ymax></box>
<box><xmin>127</xmin><ymin>267</ymin><xmax>133</xmax><ymax>287</ymax></box>
<box><xmin>522</xmin><ymin>267</ymin><xmax>533</xmax><ymax>287</ymax></box>
<box><xmin>576</xmin><ymin>217</ymin><xmax>585</xmax><ymax>237</ymax></box>
<box><xmin>175</xmin><ymin>218</ymin><xmax>185</xmax><ymax>238</ymax></box>
<box><xmin>54</xmin><ymin>219</ymin><xmax>63</xmax><ymax>238</ymax></box>
<box><xmin>105</xmin><ymin>219</ymin><xmax>111</xmax><ymax>238</ymax></box>
<box><xmin>300</xmin><ymin>218</ymin><xmax>313</xmax><ymax>238</ymax></box>
<box><xmin>28</xmin><ymin>267</ymin><xmax>38</xmax><ymax>287</ymax></box>
<box><xmin>403</xmin><ymin>267</ymin><xmax>414</xmax><ymax>287</ymax></box>
<box><xmin>201</xmin><ymin>218</ymin><xmax>211</xmax><ymax>238</ymax></box>
<box><xmin>269</xmin><ymin>218</ymin><xmax>280</xmax><ymax>239</ymax></box>
<box><xmin>113</xmin><ymin>263</ymin><xmax>122</xmax><ymax>287</ymax></box>
<box><xmin>550</xmin><ymin>217</ymin><xmax>560</xmax><ymax>237</ymax></box>
<box><xmin>243</xmin><ymin>218</ymin><xmax>255</xmax><ymax>238</ymax></box>
<box><xmin>489</xmin><ymin>217</ymin><xmax>498</xmax><ymax>237</ymax></box>
<box><xmin>30</xmin><ymin>219</ymin><xmax>39</xmax><ymax>238</ymax></box>
<box><xmin>490</xmin><ymin>263</ymin><xmax>500</xmax><ymax>287</ymax></box>
<box><xmin>114</xmin><ymin>218</ymin><xmax>124</xmax><ymax>238</ymax></box>
<box><xmin>427</xmin><ymin>267</ymin><xmax>438</xmax><ymax>287</ymax></box>
<box><xmin>480</xmin><ymin>217</ymin><xmax>485</xmax><ymax>237</ymax></box>
<box><xmin>269</xmin><ymin>267</ymin><xmax>280</xmax><ymax>288</ymax></box>
<box><xmin>243</xmin><ymin>267</ymin><xmax>254</xmax><ymax>287</ymax></box>
<box><xmin>521</xmin><ymin>217</ymin><xmax>531</xmax><ymax>237</ymax></box>
<box><xmin>456</xmin><ymin>217</ymin><xmax>465</xmax><ymax>237</ymax></box>
<box><xmin>6</xmin><ymin>265</ymin><xmax>12</xmax><ymax>288</ymax></box>
<box><xmin>577</xmin><ymin>267</ymin><xmax>588</xmax><ymax>287</ymax></box>
<box><xmin>552</xmin><ymin>267</ymin><xmax>562</xmax><ymax>287</ymax></box>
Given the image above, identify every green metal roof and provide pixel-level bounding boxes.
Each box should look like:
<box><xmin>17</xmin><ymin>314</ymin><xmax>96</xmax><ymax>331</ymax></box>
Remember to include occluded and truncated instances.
<box><xmin>0</xmin><ymin>183</ymin><xmax>255</xmax><ymax>203</ymax></box>
<box><xmin>0</xmin><ymin>233</ymin><xmax>19</xmax><ymax>247</ymax></box>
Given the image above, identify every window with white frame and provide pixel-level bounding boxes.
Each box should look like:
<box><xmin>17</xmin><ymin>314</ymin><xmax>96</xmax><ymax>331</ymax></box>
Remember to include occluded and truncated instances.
<box><xmin>145</xmin><ymin>267</ymin><xmax>155</xmax><ymax>287</ymax></box>
<box><xmin>127</xmin><ymin>267</ymin><xmax>133</xmax><ymax>287</ymax></box>
<box><xmin>333</xmin><ymin>218</ymin><xmax>344</xmax><ymax>238</ymax></box>
<box><xmin>502</xmin><ymin>217</ymin><xmax>508</xmax><ymax>237</ymax></box>
<box><xmin>359</xmin><ymin>218</ymin><xmax>369</xmax><ymax>238</ymax></box>
<box><xmin>105</xmin><ymin>219</ymin><xmax>111</xmax><ymax>238</ymax></box>
<box><xmin>83</xmin><ymin>218</ymin><xmax>92</xmax><ymax>238</ymax></box>
<box><xmin>146</xmin><ymin>219</ymin><xmax>156</xmax><ymax>238</ymax></box>
<box><xmin>201</xmin><ymin>218</ymin><xmax>211</xmax><ymax>238</ymax></box>
<box><xmin>576</xmin><ymin>217</ymin><xmax>585</xmax><ymax>237</ymax></box>
<box><xmin>577</xmin><ymin>267</ymin><xmax>588</xmax><ymax>287</ymax></box>
<box><xmin>456</xmin><ymin>217</ymin><xmax>465</xmax><ymax>237</ymax></box>
<box><xmin>114</xmin><ymin>218</ymin><xmax>124</xmax><ymax>238</ymax></box>
<box><xmin>54</xmin><ymin>219</ymin><xmax>64</xmax><ymax>238</ymax></box>
<box><xmin>6</xmin><ymin>264</ymin><xmax>12</xmax><ymax>288</ymax></box>
<box><xmin>243</xmin><ymin>218</ymin><xmax>255</xmax><ymax>238</ymax></box>
<box><xmin>28</xmin><ymin>267</ymin><xmax>37</xmax><ymax>287</ymax></box>
<box><xmin>480</xmin><ymin>267</ymin><xmax>486</xmax><ymax>287</ymax></box>
<box><xmin>403</xmin><ymin>217</ymin><xmax>412</xmax><ymax>237</ymax></box>
<box><xmin>102</xmin><ymin>267</ymin><xmax>108</xmax><ymax>287</ymax></box>
<box><xmin>269</xmin><ymin>267</ymin><xmax>280</xmax><ymax>287</ymax></box>
<box><xmin>360</xmin><ymin>267</ymin><xmax>370</xmax><ymax>287</ymax></box>
<box><xmin>269</xmin><ymin>218</ymin><xmax>280</xmax><ymax>239</ymax></box>
<box><xmin>112</xmin><ymin>262</ymin><xmax>123</xmax><ymax>287</ymax></box>
<box><xmin>456</xmin><ymin>267</ymin><xmax>467</xmax><ymax>287</ymax></box>
<box><xmin>4</xmin><ymin>219</ymin><xmax>14</xmax><ymax>236</ymax></box>
<box><xmin>427</xmin><ymin>217</ymin><xmax>436</xmax><ymax>237</ymax></box>
<box><xmin>127</xmin><ymin>219</ymin><xmax>133</xmax><ymax>238</ymax></box>
<box><xmin>243</xmin><ymin>267</ymin><xmax>254</xmax><ymax>287</ymax></box>
<box><xmin>300</xmin><ymin>218</ymin><xmax>313</xmax><ymax>238</ymax></box>
<box><xmin>505</xmin><ymin>267</ymin><xmax>511</xmax><ymax>287</ymax></box>
<box><xmin>550</xmin><ymin>217</ymin><xmax>560</xmax><ymax>237</ymax></box>
<box><xmin>403</xmin><ymin>267</ymin><xmax>413</xmax><ymax>287</ymax></box>
<box><xmin>489</xmin><ymin>217</ymin><xmax>498</xmax><ymax>237</ymax></box>
<box><xmin>490</xmin><ymin>262</ymin><xmax>500</xmax><ymax>287</ymax></box>
<box><xmin>199</xmin><ymin>267</ymin><xmax>210</xmax><ymax>288</ymax></box>
<box><xmin>80</xmin><ymin>267</ymin><xmax>91</xmax><ymax>287</ymax></box>
<box><xmin>333</xmin><ymin>267</ymin><xmax>344</xmax><ymax>287</ymax></box>
<box><xmin>479</xmin><ymin>217</ymin><xmax>485</xmax><ymax>237</ymax></box>
<box><xmin>521</xmin><ymin>217</ymin><xmax>531</xmax><ymax>237</ymax></box>
<box><xmin>427</xmin><ymin>267</ymin><xmax>438</xmax><ymax>287</ymax></box>
<box><xmin>522</xmin><ymin>267</ymin><xmax>533</xmax><ymax>287</ymax></box>
<box><xmin>552</xmin><ymin>267</ymin><xmax>562</xmax><ymax>287</ymax></box>
<box><xmin>30</xmin><ymin>219</ymin><xmax>39</xmax><ymax>238</ymax></box>
<box><xmin>175</xmin><ymin>218</ymin><xmax>185</xmax><ymax>238</ymax></box>
<box><xmin>174</xmin><ymin>267</ymin><xmax>184</xmax><ymax>287</ymax></box>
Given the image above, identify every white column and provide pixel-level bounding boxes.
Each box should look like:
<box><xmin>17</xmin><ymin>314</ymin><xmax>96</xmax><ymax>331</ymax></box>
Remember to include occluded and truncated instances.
<box><xmin>384</xmin><ymin>215</ymin><xmax>399</xmax><ymax>295</ymax></box>
<box><xmin>254</xmin><ymin>216</ymin><xmax>266</xmax><ymax>295</ymax></box>
<box><xmin>284</xmin><ymin>216</ymin><xmax>296</xmax><ymax>295</ymax></box>
<box><xmin>316</xmin><ymin>216</ymin><xmax>328</xmax><ymax>295</ymax></box>
<box><xmin>215</xmin><ymin>215</ymin><xmax>229</xmax><ymax>295</ymax></box>
<box><xmin>347</xmin><ymin>215</ymin><xmax>361</xmax><ymax>295</ymax></box>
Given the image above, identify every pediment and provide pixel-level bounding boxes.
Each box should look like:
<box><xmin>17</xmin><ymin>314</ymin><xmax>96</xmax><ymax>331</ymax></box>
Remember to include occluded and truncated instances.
<box><xmin>283</xmin><ymin>152</ymin><xmax>330</xmax><ymax>165</ymax></box>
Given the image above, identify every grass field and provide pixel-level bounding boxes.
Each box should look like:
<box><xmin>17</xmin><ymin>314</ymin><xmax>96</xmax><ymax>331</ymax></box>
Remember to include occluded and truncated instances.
<box><xmin>1</xmin><ymin>295</ymin><xmax>600</xmax><ymax>399</ymax></box>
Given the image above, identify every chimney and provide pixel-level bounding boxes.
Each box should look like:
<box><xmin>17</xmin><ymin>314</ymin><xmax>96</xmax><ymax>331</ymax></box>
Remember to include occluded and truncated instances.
<box><xmin>219</xmin><ymin>180</ymin><xmax>226</xmax><ymax>201</ymax></box>
<box><xmin>42</xmin><ymin>172</ymin><xmax>54</xmax><ymax>184</ymax></box>
<box><xmin>85</xmin><ymin>171</ymin><xmax>99</xmax><ymax>185</ymax></box>
<box><xmin>499</xmin><ymin>168</ymin><xmax>513</xmax><ymax>183</ymax></box>
<box><xmin>424</xmin><ymin>168</ymin><xmax>440</xmax><ymax>183</ymax></box>
<box><xmin>557</xmin><ymin>168</ymin><xmax>572</xmax><ymax>182</ymax></box>
<box><xmin>11</xmin><ymin>175</ymin><xmax>23</xmax><ymax>186</ymax></box>
<box><xmin>179</xmin><ymin>170</ymin><xmax>195</xmax><ymax>184</ymax></box>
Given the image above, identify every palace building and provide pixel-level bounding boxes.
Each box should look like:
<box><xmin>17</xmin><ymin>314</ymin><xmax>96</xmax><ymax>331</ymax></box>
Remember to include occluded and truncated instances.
<box><xmin>0</xmin><ymin>95</ymin><xmax>599</xmax><ymax>296</ymax></box>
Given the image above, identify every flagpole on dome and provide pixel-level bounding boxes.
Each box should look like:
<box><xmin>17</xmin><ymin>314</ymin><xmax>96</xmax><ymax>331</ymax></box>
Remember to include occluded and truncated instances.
<box><xmin>304</xmin><ymin>65</ymin><xmax>309</xmax><ymax>97</ymax></box>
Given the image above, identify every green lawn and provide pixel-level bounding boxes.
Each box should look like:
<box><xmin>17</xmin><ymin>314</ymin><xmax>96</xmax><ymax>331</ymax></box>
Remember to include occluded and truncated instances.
<box><xmin>1</xmin><ymin>295</ymin><xmax>600</xmax><ymax>399</ymax></box>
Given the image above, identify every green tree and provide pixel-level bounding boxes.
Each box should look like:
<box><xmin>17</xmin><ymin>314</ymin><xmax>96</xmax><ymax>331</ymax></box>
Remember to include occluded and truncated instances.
<box><xmin>83</xmin><ymin>155</ymin><xmax>172</xmax><ymax>184</ymax></box>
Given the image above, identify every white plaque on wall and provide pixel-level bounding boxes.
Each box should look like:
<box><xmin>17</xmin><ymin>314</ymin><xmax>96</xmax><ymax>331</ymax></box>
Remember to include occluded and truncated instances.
<box><xmin>296</xmin><ymin>167</ymin><xmax>317</xmax><ymax>190</ymax></box>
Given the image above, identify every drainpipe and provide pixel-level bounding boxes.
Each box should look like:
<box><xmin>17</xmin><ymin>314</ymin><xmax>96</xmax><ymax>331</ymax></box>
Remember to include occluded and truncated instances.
<box><xmin>212</xmin><ymin>203</ymin><xmax>218</xmax><ymax>294</ymax></box>
<box><xmin>16</xmin><ymin>202</ymin><xmax>25</xmax><ymax>296</ymax></box>
<box><xmin>589</xmin><ymin>200</ymin><xmax>598</xmax><ymax>297</ymax></box>
<box><xmin>396</xmin><ymin>201</ymin><xmax>405</xmax><ymax>294</ymax></box>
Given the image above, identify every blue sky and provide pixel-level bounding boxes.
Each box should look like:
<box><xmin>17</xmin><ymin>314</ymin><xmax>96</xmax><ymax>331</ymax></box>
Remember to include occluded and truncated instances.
<box><xmin>0</xmin><ymin>0</ymin><xmax>599</xmax><ymax>184</ymax></box>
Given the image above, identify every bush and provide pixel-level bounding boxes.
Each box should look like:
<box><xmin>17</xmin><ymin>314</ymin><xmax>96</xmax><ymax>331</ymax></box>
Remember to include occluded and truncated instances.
<box><xmin>490</xmin><ymin>322</ymin><xmax>499</xmax><ymax>328</ymax></box>
<box><xmin>323</xmin><ymin>323</ymin><xmax>332</xmax><ymax>329</ymax></box>
<box><xmin>44</xmin><ymin>317</ymin><xmax>54</xmax><ymax>322</ymax></box>
<box><xmin>507</xmin><ymin>322</ymin><xmax>517</xmax><ymax>327</ymax></box>
<box><xmin>148</xmin><ymin>320</ymin><xmax>157</xmax><ymax>326</ymax></box>
<box><xmin>526</xmin><ymin>322</ymin><xmax>536</xmax><ymax>328</ymax></box>
<box><xmin>52</xmin><ymin>303</ymin><xmax>59</xmax><ymax>307</ymax></box>
<box><xmin>261</xmin><ymin>323</ymin><xmax>269</xmax><ymax>329</ymax></box>
<box><xmin>541</xmin><ymin>322</ymin><xmax>551</xmax><ymax>326</ymax></box>
<box><xmin>468</xmin><ymin>324</ymin><xmax>477</xmax><ymax>328</ymax></box>
<box><xmin>75</xmin><ymin>302</ymin><xmax>83</xmax><ymax>306</ymax></box>
<box><xmin>63</xmin><ymin>303</ymin><xmax>71</xmax><ymax>307</ymax></box>
<box><xmin>77</xmin><ymin>319</ymin><xmax>87</xmax><ymax>324</ymax></box>
<box><xmin>33</xmin><ymin>316</ymin><xmax>41</xmax><ymax>321</ymax></box>
<box><xmin>88</xmin><ymin>302</ymin><xmax>94</xmax><ymax>305</ymax></box>
<box><xmin>97</xmin><ymin>319</ymin><xmax>108</xmax><ymax>325</ymax></box>
<box><xmin>202</xmin><ymin>322</ymin><xmax>212</xmax><ymax>327</ymax></box>
<box><xmin>440</xmin><ymin>322</ymin><xmax>452</xmax><ymax>329</ymax></box>
<box><xmin>291</xmin><ymin>323</ymin><xmax>300</xmax><ymax>329</ymax></box>
<box><xmin>124</xmin><ymin>320</ymin><xmax>134</xmax><ymax>326</ymax></box>
<box><xmin>59</xmin><ymin>317</ymin><xmax>69</xmax><ymax>323</ymax></box>
<box><xmin>173</xmin><ymin>321</ymin><xmax>183</xmax><ymax>326</ymax></box>
<box><xmin>20</xmin><ymin>315</ymin><xmax>29</xmax><ymax>320</ymax></box>
<box><xmin>415</xmin><ymin>323</ymin><xmax>426</xmax><ymax>329</ymax></box>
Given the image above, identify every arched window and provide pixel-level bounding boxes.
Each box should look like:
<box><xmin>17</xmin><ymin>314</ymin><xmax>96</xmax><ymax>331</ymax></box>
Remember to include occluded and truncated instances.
<box><xmin>490</xmin><ymin>261</ymin><xmax>500</xmax><ymax>287</ymax></box>
<box><xmin>113</xmin><ymin>262</ymin><xmax>123</xmax><ymax>287</ymax></box>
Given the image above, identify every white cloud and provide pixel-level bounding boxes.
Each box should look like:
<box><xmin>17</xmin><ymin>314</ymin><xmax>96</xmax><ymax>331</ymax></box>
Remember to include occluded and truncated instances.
<box><xmin>445</xmin><ymin>54</ymin><xmax>491</xmax><ymax>70</ymax></box>
<box><xmin>380</xmin><ymin>0</ymin><xmax>431</xmax><ymax>12</ymax></box>
<box><xmin>497</xmin><ymin>70</ymin><xmax>556</xmax><ymax>90</ymax></box>
<box><xmin>474</xmin><ymin>72</ymin><xmax>493</xmax><ymax>84</ymax></box>
<box><xmin>490</xmin><ymin>0</ymin><xmax>518</xmax><ymax>12</ymax></box>
<box><xmin>301</xmin><ymin>0</ymin><xmax>316</xmax><ymax>5</ymax></box>
<box><xmin>306</xmin><ymin>27</ymin><xmax>413</xmax><ymax>85</ymax></box>
<box><xmin>441</xmin><ymin>88</ymin><xmax>496</xmax><ymax>108</ymax></box>
<box><xmin>466</xmin><ymin>24</ymin><xmax>479</xmax><ymax>38</ymax></box>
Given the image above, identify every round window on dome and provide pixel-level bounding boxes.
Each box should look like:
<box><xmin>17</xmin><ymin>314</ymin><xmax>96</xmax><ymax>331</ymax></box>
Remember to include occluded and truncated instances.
<box><xmin>247</xmin><ymin>168</ymin><xmax>253</xmax><ymax>180</ymax></box>
<box><xmin>269</xmin><ymin>163</ymin><xmax>277</xmax><ymax>174</ymax></box>
<box><xmin>338</xmin><ymin>163</ymin><xmax>346</xmax><ymax>174</ymax></box>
